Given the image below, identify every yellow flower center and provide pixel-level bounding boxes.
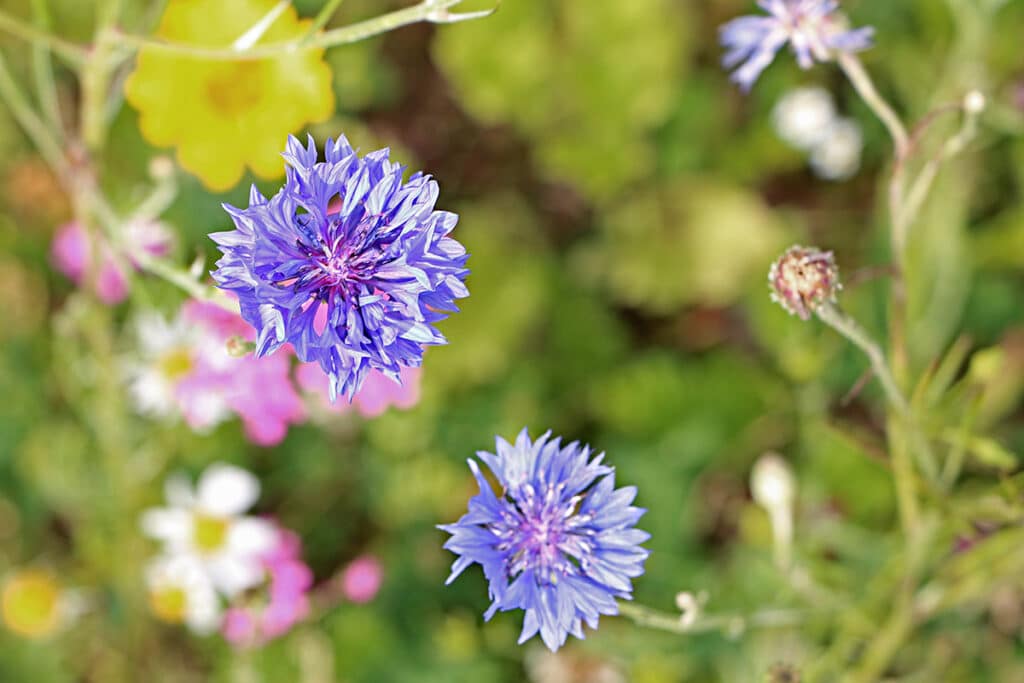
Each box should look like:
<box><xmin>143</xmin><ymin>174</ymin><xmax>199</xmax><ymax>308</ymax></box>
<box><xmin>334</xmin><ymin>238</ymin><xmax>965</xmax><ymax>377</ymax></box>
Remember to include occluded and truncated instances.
<box><xmin>1</xmin><ymin>571</ymin><xmax>60</xmax><ymax>638</ymax></box>
<box><xmin>149</xmin><ymin>586</ymin><xmax>188</xmax><ymax>624</ymax></box>
<box><xmin>158</xmin><ymin>347</ymin><xmax>194</xmax><ymax>380</ymax></box>
<box><xmin>205</xmin><ymin>62</ymin><xmax>265</xmax><ymax>116</ymax></box>
<box><xmin>193</xmin><ymin>514</ymin><xmax>229</xmax><ymax>553</ymax></box>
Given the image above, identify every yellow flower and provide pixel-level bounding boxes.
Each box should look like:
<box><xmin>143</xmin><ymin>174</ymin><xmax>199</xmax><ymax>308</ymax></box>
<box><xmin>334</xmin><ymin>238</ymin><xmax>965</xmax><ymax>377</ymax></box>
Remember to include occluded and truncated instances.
<box><xmin>2</xmin><ymin>570</ymin><xmax>62</xmax><ymax>638</ymax></box>
<box><xmin>125</xmin><ymin>0</ymin><xmax>335</xmax><ymax>191</ymax></box>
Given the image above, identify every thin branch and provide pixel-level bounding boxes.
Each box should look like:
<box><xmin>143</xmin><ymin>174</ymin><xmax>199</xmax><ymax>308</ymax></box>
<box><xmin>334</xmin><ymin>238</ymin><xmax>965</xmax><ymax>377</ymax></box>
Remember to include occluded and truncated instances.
<box><xmin>0</xmin><ymin>51</ymin><xmax>66</xmax><ymax>174</ymax></box>
<box><xmin>303</xmin><ymin>0</ymin><xmax>347</xmax><ymax>42</ymax></box>
<box><xmin>29</xmin><ymin>0</ymin><xmax>62</xmax><ymax>139</ymax></box>
<box><xmin>617</xmin><ymin>602</ymin><xmax>804</xmax><ymax>637</ymax></box>
<box><xmin>109</xmin><ymin>0</ymin><xmax>496</xmax><ymax>60</ymax></box>
<box><xmin>0</xmin><ymin>8</ymin><xmax>88</xmax><ymax>65</ymax></box>
<box><xmin>837</xmin><ymin>53</ymin><xmax>910</xmax><ymax>160</ymax></box>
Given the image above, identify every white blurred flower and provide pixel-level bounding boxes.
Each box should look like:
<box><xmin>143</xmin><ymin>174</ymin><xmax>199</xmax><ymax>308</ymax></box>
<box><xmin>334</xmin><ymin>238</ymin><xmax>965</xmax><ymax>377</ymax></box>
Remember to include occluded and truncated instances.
<box><xmin>751</xmin><ymin>453</ymin><xmax>796</xmax><ymax>571</ymax></box>
<box><xmin>140</xmin><ymin>463</ymin><xmax>276</xmax><ymax>597</ymax></box>
<box><xmin>809</xmin><ymin>117</ymin><xmax>863</xmax><ymax>181</ymax></box>
<box><xmin>772</xmin><ymin>87</ymin><xmax>836</xmax><ymax>150</ymax></box>
<box><xmin>145</xmin><ymin>554</ymin><xmax>222</xmax><ymax>634</ymax></box>
<box><xmin>125</xmin><ymin>310</ymin><xmax>229</xmax><ymax>430</ymax></box>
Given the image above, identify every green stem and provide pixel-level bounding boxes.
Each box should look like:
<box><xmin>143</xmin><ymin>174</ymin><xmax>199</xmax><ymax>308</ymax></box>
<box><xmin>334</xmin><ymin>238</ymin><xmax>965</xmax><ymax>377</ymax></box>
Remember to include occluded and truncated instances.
<box><xmin>303</xmin><ymin>0</ymin><xmax>347</xmax><ymax>41</ymax></box>
<box><xmin>816</xmin><ymin>303</ymin><xmax>907</xmax><ymax>413</ymax></box>
<box><xmin>838</xmin><ymin>53</ymin><xmax>910</xmax><ymax>160</ymax></box>
<box><xmin>110</xmin><ymin>0</ymin><xmax>495</xmax><ymax>60</ymax></box>
<box><xmin>616</xmin><ymin>602</ymin><xmax>804</xmax><ymax>637</ymax></box>
<box><xmin>0</xmin><ymin>9</ymin><xmax>88</xmax><ymax>65</ymax></box>
<box><xmin>29</xmin><ymin>0</ymin><xmax>62</xmax><ymax>139</ymax></box>
<box><xmin>0</xmin><ymin>51</ymin><xmax>66</xmax><ymax>174</ymax></box>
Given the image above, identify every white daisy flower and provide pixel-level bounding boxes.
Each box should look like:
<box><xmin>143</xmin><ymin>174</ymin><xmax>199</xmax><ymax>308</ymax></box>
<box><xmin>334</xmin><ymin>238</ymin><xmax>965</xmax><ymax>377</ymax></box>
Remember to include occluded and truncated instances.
<box><xmin>145</xmin><ymin>554</ymin><xmax>222</xmax><ymax>634</ymax></box>
<box><xmin>140</xmin><ymin>463</ymin><xmax>276</xmax><ymax>597</ymax></box>
<box><xmin>126</xmin><ymin>311</ymin><xmax>230</xmax><ymax>429</ymax></box>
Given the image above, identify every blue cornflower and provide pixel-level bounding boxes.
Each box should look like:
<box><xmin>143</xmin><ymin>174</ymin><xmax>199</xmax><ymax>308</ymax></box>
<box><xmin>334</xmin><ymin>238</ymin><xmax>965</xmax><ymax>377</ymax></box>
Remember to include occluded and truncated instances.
<box><xmin>440</xmin><ymin>429</ymin><xmax>650</xmax><ymax>651</ymax></box>
<box><xmin>210</xmin><ymin>135</ymin><xmax>469</xmax><ymax>400</ymax></box>
<box><xmin>720</xmin><ymin>0</ymin><xmax>874</xmax><ymax>91</ymax></box>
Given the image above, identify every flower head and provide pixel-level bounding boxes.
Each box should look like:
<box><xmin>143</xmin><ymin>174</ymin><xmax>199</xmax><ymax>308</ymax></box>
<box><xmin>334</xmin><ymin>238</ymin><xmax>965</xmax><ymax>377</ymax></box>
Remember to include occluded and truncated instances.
<box><xmin>1</xmin><ymin>570</ymin><xmax>73</xmax><ymax>639</ymax></box>
<box><xmin>440</xmin><ymin>429</ymin><xmax>650</xmax><ymax>652</ymax></box>
<box><xmin>340</xmin><ymin>555</ymin><xmax>384</xmax><ymax>604</ymax></box>
<box><xmin>124</xmin><ymin>0</ymin><xmax>334</xmax><ymax>190</ymax></box>
<box><xmin>145</xmin><ymin>554</ymin><xmax>222</xmax><ymax>634</ymax></box>
<box><xmin>141</xmin><ymin>463</ymin><xmax>277</xmax><ymax>597</ymax></box>
<box><xmin>211</xmin><ymin>135</ymin><xmax>470</xmax><ymax>401</ymax></box>
<box><xmin>222</xmin><ymin>526</ymin><xmax>313</xmax><ymax>647</ymax></box>
<box><xmin>720</xmin><ymin>0</ymin><xmax>874</xmax><ymax>90</ymax></box>
<box><xmin>51</xmin><ymin>220</ymin><xmax>172</xmax><ymax>304</ymax></box>
<box><xmin>768</xmin><ymin>245</ymin><xmax>840</xmax><ymax>320</ymax></box>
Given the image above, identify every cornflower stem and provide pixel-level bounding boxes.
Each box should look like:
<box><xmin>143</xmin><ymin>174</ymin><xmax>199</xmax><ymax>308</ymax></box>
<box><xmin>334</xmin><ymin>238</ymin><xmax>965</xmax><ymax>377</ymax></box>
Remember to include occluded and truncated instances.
<box><xmin>838</xmin><ymin>53</ymin><xmax>910</xmax><ymax>162</ymax></box>
<box><xmin>617</xmin><ymin>602</ymin><xmax>804</xmax><ymax>637</ymax></box>
<box><xmin>815</xmin><ymin>302</ymin><xmax>922</xmax><ymax>532</ymax></box>
<box><xmin>0</xmin><ymin>50</ymin><xmax>66</xmax><ymax>175</ymax></box>
<box><xmin>109</xmin><ymin>0</ymin><xmax>496</xmax><ymax>60</ymax></box>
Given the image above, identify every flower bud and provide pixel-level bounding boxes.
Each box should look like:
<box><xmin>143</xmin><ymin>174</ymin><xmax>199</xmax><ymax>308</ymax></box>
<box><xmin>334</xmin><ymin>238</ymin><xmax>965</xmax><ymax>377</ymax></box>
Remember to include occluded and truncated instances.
<box><xmin>963</xmin><ymin>90</ymin><xmax>986</xmax><ymax>115</ymax></box>
<box><xmin>768</xmin><ymin>245</ymin><xmax>841</xmax><ymax>320</ymax></box>
<box><xmin>751</xmin><ymin>453</ymin><xmax>795</xmax><ymax>511</ymax></box>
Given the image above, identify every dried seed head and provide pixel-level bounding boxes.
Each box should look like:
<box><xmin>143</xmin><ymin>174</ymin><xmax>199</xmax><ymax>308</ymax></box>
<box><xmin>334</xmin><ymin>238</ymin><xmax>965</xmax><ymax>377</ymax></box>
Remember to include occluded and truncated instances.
<box><xmin>768</xmin><ymin>245</ymin><xmax>841</xmax><ymax>320</ymax></box>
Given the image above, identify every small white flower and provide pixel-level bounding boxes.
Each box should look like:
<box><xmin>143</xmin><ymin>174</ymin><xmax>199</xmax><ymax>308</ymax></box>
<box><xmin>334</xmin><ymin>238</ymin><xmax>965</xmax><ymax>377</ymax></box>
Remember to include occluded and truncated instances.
<box><xmin>772</xmin><ymin>87</ymin><xmax>836</xmax><ymax>150</ymax></box>
<box><xmin>126</xmin><ymin>311</ymin><xmax>230</xmax><ymax>428</ymax></box>
<box><xmin>809</xmin><ymin>117</ymin><xmax>863</xmax><ymax>181</ymax></box>
<box><xmin>145</xmin><ymin>554</ymin><xmax>222</xmax><ymax>634</ymax></box>
<box><xmin>141</xmin><ymin>463</ymin><xmax>276</xmax><ymax>597</ymax></box>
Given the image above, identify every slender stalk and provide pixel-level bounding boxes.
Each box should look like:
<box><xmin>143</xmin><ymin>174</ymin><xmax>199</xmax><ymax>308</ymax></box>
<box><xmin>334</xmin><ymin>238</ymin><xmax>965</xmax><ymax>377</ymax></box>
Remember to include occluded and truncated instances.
<box><xmin>303</xmin><ymin>0</ymin><xmax>348</xmax><ymax>42</ymax></box>
<box><xmin>617</xmin><ymin>602</ymin><xmax>804</xmax><ymax>637</ymax></box>
<box><xmin>29</xmin><ymin>0</ymin><xmax>62</xmax><ymax>139</ymax></box>
<box><xmin>816</xmin><ymin>303</ymin><xmax>907</xmax><ymax>413</ymax></box>
<box><xmin>110</xmin><ymin>0</ymin><xmax>495</xmax><ymax>60</ymax></box>
<box><xmin>838</xmin><ymin>53</ymin><xmax>910</xmax><ymax>160</ymax></box>
<box><xmin>0</xmin><ymin>9</ymin><xmax>88</xmax><ymax>65</ymax></box>
<box><xmin>0</xmin><ymin>51</ymin><xmax>66</xmax><ymax>174</ymax></box>
<box><xmin>232</xmin><ymin>0</ymin><xmax>291</xmax><ymax>51</ymax></box>
<box><xmin>815</xmin><ymin>302</ymin><xmax>924</xmax><ymax>531</ymax></box>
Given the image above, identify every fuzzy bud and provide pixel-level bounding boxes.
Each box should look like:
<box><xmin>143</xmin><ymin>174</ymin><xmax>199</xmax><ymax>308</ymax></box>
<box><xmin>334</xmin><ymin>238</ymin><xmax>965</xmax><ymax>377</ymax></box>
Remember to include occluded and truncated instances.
<box><xmin>769</xmin><ymin>245</ymin><xmax>841</xmax><ymax>320</ymax></box>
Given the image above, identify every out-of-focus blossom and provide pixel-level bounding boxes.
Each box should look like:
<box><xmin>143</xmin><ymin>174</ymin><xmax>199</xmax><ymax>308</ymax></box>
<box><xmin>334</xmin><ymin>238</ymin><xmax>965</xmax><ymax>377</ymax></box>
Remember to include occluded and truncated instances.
<box><xmin>50</xmin><ymin>220</ymin><xmax>172</xmax><ymax>304</ymax></box>
<box><xmin>1</xmin><ymin>570</ymin><xmax>67</xmax><ymax>638</ymax></box>
<box><xmin>296</xmin><ymin>361</ymin><xmax>421</xmax><ymax>418</ymax></box>
<box><xmin>440</xmin><ymin>429</ymin><xmax>650</xmax><ymax>652</ymax></box>
<box><xmin>768</xmin><ymin>245</ymin><xmax>841</xmax><ymax>320</ymax></box>
<box><xmin>340</xmin><ymin>555</ymin><xmax>383</xmax><ymax>604</ymax></box>
<box><xmin>145</xmin><ymin>554</ymin><xmax>222</xmax><ymax>634</ymax></box>
<box><xmin>211</xmin><ymin>135</ymin><xmax>469</xmax><ymax>401</ymax></box>
<box><xmin>720</xmin><ymin>1</ymin><xmax>874</xmax><ymax>91</ymax></box>
<box><xmin>808</xmin><ymin>118</ymin><xmax>862</xmax><ymax>181</ymax></box>
<box><xmin>771</xmin><ymin>87</ymin><xmax>836</xmax><ymax>149</ymax></box>
<box><xmin>124</xmin><ymin>0</ymin><xmax>334</xmax><ymax>191</ymax></box>
<box><xmin>127</xmin><ymin>300</ymin><xmax>305</xmax><ymax>445</ymax></box>
<box><xmin>222</xmin><ymin>526</ymin><xmax>313</xmax><ymax>647</ymax></box>
<box><xmin>141</xmin><ymin>463</ymin><xmax>276</xmax><ymax>597</ymax></box>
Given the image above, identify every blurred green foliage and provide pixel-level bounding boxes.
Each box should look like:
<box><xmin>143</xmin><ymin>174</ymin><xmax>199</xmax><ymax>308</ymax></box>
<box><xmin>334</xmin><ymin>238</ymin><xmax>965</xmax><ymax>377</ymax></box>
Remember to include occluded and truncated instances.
<box><xmin>0</xmin><ymin>0</ymin><xmax>1022</xmax><ymax>681</ymax></box>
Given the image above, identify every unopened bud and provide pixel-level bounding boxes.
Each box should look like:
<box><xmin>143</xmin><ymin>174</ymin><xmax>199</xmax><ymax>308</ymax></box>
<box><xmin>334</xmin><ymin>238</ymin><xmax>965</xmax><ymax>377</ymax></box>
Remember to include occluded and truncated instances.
<box><xmin>769</xmin><ymin>245</ymin><xmax>840</xmax><ymax>320</ymax></box>
<box><xmin>674</xmin><ymin>591</ymin><xmax>701</xmax><ymax>629</ymax></box>
<box><xmin>148</xmin><ymin>156</ymin><xmax>175</xmax><ymax>181</ymax></box>
<box><xmin>963</xmin><ymin>90</ymin><xmax>986</xmax><ymax>115</ymax></box>
<box><xmin>751</xmin><ymin>453</ymin><xmax>795</xmax><ymax>511</ymax></box>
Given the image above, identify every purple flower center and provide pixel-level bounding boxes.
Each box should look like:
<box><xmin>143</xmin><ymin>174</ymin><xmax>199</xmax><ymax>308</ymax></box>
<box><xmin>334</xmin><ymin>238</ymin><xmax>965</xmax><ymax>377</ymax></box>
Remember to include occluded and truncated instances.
<box><xmin>494</xmin><ymin>481</ymin><xmax>596</xmax><ymax>585</ymax></box>
<box><xmin>288</xmin><ymin>213</ymin><xmax>386</xmax><ymax>303</ymax></box>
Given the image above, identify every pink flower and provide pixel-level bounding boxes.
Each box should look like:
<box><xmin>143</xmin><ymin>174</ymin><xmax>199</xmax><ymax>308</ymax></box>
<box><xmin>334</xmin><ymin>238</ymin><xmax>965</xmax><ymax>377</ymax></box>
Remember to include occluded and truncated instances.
<box><xmin>296</xmin><ymin>361</ymin><xmax>421</xmax><ymax>418</ymax></box>
<box><xmin>222</xmin><ymin>527</ymin><xmax>313</xmax><ymax>648</ymax></box>
<box><xmin>340</xmin><ymin>555</ymin><xmax>383</xmax><ymax>604</ymax></box>
<box><xmin>294</xmin><ymin>302</ymin><xmax>422</xmax><ymax>417</ymax></box>
<box><xmin>129</xmin><ymin>300</ymin><xmax>306</xmax><ymax>446</ymax></box>
<box><xmin>181</xmin><ymin>301</ymin><xmax>306</xmax><ymax>446</ymax></box>
<box><xmin>50</xmin><ymin>221</ymin><xmax>170</xmax><ymax>304</ymax></box>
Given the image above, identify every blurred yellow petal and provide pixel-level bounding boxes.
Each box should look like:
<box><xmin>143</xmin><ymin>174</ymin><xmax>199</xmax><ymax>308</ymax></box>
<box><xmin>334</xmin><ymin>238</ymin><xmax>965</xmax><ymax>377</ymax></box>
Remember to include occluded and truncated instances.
<box><xmin>2</xmin><ymin>570</ymin><xmax>61</xmax><ymax>638</ymax></box>
<box><xmin>124</xmin><ymin>0</ymin><xmax>335</xmax><ymax>191</ymax></box>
